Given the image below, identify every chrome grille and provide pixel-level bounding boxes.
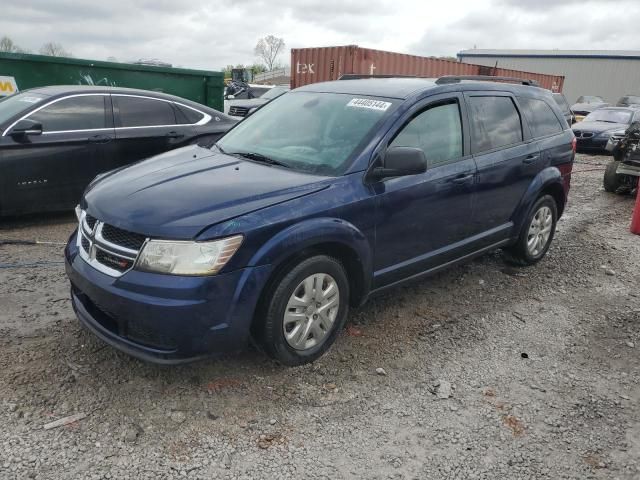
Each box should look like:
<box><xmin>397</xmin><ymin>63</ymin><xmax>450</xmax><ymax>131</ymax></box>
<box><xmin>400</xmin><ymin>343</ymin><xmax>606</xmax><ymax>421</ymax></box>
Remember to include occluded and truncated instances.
<box><xmin>85</xmin><ymin>214</ymin><xmax>97</xmax><ymax>230</ymax></box>
<box><xmin>76</xmin><ymin>210</ymin><xmax>147</xmax><ymax>277</ymax></box>
<box><xmin>101</xmin><ymin>224</ymin><xmax>146</xmax><ymax>251</ymax></box>
<box><xmin>229</xmin><ymin>106</ymin><xmax>249</xmax><ymax>117</ymax></box>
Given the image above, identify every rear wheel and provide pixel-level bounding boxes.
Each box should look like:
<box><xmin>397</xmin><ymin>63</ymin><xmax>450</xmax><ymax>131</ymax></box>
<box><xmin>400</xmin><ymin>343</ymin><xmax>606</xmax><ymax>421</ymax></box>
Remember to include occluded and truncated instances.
<box><xmin>504</xmin><ymin>195</ymin><xmax>557</xmax><ymax>266</ymax></box>
<box><xmin>603</xmin><ymin>161</ymin><xmax>624</xmax><ymax>193</ymax></box>
<box><xmin>256</xmin><ymin>255</ymin><xmax>350</xmax><ymax>366</ymax></box>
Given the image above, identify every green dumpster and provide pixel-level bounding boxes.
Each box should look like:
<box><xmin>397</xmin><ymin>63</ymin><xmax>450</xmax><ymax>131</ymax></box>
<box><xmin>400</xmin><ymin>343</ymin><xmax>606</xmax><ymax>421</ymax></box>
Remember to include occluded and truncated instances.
<box><xmin>0</xmin><ymin>52</ymin><xmax>224</xmax><ymax>111</ymax></box>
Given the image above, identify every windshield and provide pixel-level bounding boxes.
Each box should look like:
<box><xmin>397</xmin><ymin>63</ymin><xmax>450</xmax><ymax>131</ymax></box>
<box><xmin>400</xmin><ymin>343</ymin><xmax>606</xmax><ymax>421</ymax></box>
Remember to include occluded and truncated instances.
<box><xmin>217</xmin><ymin>91</ymin><xmax>397</xmax><ymax>176</ymax></box>
<box><xmin>621</xmin><ymin>96</ymin><xmax>640</xmax><ymax>105</ymax></box>
<box><xmin>0</xmin><ymin>92</ymin><xmax>48</xmax><ymax>126</ymax></box>
<box><xmin>584</xmin><ymin>109</ymin><xmax>633</xmax><ymax>124</ymax></box>
<box><xmin>261</xmin><ymin>87</ymin><xmax>289</xmax><ymax>100</ymax></box>
<box><xmin>577</xmin><ymin>96</ymin><xmax>604</xmax><ymax>104</ymax></box>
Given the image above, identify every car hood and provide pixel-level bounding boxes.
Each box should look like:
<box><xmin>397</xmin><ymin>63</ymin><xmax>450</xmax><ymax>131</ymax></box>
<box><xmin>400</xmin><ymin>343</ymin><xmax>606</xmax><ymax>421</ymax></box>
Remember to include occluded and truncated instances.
<box><xmin>572</xmin><ymin>121</ymin><xmax>628</xmax><ymax>134</ymax></box>
<box><xmin>570</xmin><ymin>102</ymin><xmax>608</xmax><ymax>113</ymax></box>
<box><xmin>83</xmin><ymin>145</ymin><xmax>330</xmax><ymax>239</ymax></box>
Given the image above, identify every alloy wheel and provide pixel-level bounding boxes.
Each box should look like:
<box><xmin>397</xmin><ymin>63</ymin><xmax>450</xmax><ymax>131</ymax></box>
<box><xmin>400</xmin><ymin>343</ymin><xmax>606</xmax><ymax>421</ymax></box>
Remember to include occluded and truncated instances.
<box><xmin>527</xmin><ymin>206</ymin><xmax>553</xmax><ymax>257</ymax></box>
<box><xmin>283</xmin><ymin>273</ymin><xmax>340</xmax><ymax>351</ymax></box>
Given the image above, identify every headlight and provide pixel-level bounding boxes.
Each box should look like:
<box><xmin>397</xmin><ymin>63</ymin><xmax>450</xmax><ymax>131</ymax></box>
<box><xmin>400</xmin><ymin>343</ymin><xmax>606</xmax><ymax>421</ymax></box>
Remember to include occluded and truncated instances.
<box><xmin>135</xmin><ymin>235</ymin><xmax>243</xmax><ymax>276</ymax></box>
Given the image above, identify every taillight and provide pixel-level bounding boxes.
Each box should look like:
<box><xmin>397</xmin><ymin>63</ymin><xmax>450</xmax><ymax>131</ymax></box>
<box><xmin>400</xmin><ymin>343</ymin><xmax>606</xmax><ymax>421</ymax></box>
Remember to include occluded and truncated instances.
<box><xmin>571</xmin><ymin>137</ymin><xmax>577</xmax><ymax>153</ymax></box>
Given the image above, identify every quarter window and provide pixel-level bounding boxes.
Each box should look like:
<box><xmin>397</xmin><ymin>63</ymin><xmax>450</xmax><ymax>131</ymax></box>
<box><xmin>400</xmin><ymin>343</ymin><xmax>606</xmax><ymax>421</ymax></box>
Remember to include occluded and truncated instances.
<box><xmin>390</xmin><ymin>101</ymin><xmax>463</xmax><ymax>165</ymax></box>
<box><xmin>468</xmin><ymin>96</ymin><xmax>523</xmax><ymax>153</ymax></box>
<box><xmin>175</xmin><ymin>104</ymin><xmax>205</xmax><ymax>124</ymax></box>
<box><xmin>519</xmin><ymin>97</ymin><xmax>564</xmax><ymax>137</ymax></box>
<box><xmin>114</xmin><ymin>96</ymin><xmax>176</xmax><ymax>127</ymax></box>
<box><xmin>29</xmin><ymin>95</ymin><xmax>106</xmax><ymax>132</ymax></box>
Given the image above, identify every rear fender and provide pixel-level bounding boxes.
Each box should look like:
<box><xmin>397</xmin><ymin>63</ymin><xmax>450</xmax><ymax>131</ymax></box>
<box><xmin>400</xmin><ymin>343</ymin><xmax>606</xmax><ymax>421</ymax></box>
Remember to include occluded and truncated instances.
<box><xmin>512</xmin><ymin>166</ymin><xmax>564</xmax><ymax>238</ymax></box>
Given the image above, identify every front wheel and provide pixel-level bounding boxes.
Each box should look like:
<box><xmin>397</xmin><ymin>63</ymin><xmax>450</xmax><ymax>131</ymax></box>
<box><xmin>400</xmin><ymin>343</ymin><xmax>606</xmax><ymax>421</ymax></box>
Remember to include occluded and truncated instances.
<box><xmin>256</xmin><ymin>255</ymin><xmax>350</xmax><ymax>366</ymax></box>
<box><xmin>504</xmin><ymin>195</ymin><xmax>558</xmax><ymax>266</ymax></box>
<box><xmin>603</xmin><ymin>161</ymin><xmax>624</xmax><ymax>193</ymax></box>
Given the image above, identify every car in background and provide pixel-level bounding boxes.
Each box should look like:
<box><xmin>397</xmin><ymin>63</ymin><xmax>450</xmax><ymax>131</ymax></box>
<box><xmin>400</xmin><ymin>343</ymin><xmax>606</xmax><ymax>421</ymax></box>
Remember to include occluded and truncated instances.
<box><xmin>227</xmin><ymin>86</ymin><xmax>290</xmax><ymax>119</ymax></box>
<box><xmin>552</xmin><ymin>93</ymin><xmax>576</xmax><ymax>125</ymax></box>
<box><xmin>0</xmin><ymin>86</ymin><xmax>236</xmax><ymax>216</ymax></box>
<box><xmin>65</xmin><ymin>76</ymin><xmax>575</xmax><ymax>366</ymax></box>
<box><xmin>571</xmin><ymin>95</ymin><xmax>609</xmax><ymax>122</ymax></box>
<box><xmin>572</xmin><ymin>107</ymin><xmax>639</xmax><ymax>153</ymax></box>
<box><xmin>616</xmin><ymin>95</ymin><xmax>640</xmax><ymax>108</ymax></box>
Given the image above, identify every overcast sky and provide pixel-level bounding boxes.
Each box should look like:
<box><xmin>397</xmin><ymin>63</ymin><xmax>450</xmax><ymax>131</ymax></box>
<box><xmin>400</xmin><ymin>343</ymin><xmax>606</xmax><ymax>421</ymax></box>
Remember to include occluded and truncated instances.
<box><xmin>2</xmin><ymin>0</ymin><xmax>640</xmax><ymax>70</ymax></box>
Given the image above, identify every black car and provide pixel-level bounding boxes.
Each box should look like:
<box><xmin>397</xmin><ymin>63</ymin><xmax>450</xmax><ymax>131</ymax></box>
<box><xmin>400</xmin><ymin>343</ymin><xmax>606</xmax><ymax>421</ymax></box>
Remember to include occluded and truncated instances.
<box><xmin>0</xmin><ymin>86</ymin><xmax>236</xmax><ymax>216</ymax></box>
<box><xmin>572</xmin><ymin>107</ymin><xmax>639</xmax><ymax>152</ymax></box>
<box><xmin>616</xmin><ymin>95</ymin><xmax>640</xmax><ymax>108</ymax></box>
<box><xmin>552</xmin><ymin>93</ymin><xmax>576</xmax><ymax>126</ymax></box>
<box><xmin>571</xmin><ymin>95</ymin><xmax>609</xmax><ymax>121</ymax></box>
<box><xmin>228</xmin><ymin>86</ymin><xmax>290</xmax><ymax>118</ymax></box>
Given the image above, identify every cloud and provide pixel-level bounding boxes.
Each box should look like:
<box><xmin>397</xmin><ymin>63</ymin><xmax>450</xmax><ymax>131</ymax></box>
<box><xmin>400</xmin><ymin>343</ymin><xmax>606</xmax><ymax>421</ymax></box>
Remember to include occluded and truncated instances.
<box><xmin>1</xmin><ymin>0</ymin><xmax>639</xmax><ymax>73</ymax></box>
<box><xmin>410</xmin><ymin>0</ymin><xmax>640</xmax><ymax>57</ymax></box>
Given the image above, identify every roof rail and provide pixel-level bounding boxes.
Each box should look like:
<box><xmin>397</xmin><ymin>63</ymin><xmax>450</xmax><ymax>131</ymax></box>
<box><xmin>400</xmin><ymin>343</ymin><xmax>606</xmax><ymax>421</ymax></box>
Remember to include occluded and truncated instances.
<box><xmin>338</xmin><ymin>74</ymin><xmax>421</xmax><ymax>81</ymax></box>
<box><xmin>435</xmin><ymin>75</ymin><xmax>540</xmax><ymax>87</ymax></box>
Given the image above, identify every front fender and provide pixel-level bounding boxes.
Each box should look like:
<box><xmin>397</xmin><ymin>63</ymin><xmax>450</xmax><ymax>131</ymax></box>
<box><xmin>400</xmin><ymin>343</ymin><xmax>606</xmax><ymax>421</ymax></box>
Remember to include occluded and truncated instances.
<box><xmin>248</xmin><ymin>217</ymin><xmax>373</xmax><ymax>296</ymax></box>
<box><xmin>512</xmin><ymin>166</ymin><xmax>564</xmax><ymax>237</ymax></box>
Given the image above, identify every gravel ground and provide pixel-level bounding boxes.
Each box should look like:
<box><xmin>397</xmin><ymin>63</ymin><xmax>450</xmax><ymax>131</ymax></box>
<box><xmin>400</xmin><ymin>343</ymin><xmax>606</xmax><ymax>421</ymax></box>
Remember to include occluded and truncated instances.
<box><xmin>0</xmin><ymin>153</ymin><xmax>639</xmax><ymax>480</ymax></box>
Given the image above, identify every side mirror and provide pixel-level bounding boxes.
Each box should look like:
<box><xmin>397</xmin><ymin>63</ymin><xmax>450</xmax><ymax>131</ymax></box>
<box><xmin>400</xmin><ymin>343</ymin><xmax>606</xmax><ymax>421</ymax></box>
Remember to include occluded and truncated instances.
<box><xmin>372</xmin><ymin>147</ymin><xmax>428</xmax><ymax>179</ymax></box>
<box><xmin>10</xmin><ymin>119</ymin><xmax>43</xmax><ymax>137</ymax></box>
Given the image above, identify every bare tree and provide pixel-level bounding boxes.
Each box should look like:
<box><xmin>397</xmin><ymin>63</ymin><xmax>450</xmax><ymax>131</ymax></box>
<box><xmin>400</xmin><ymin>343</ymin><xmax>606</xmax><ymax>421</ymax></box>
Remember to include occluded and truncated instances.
<box><xmin>0</xmin><ymin>36</ymin><xmax>29</xmax><ymax>53</ymax></box>
<box><xmin>254</xmin><ymin>35</ymin><xmax>285</xmax><ymax>71</ymax></box>
<box><xmin>40</xmin><ymin>42</ymin><xmax>72</xmax><ymax>57</ymax></box>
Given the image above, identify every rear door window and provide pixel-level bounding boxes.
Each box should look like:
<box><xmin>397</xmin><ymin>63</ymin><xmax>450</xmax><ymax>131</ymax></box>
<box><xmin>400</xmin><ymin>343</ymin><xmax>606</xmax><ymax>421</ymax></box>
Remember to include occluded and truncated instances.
<box><xmin>114</xmin><ymin>96</ymin><xmax>177</xmax><ymax>127</ymax></box>
<box><xmin>468</xmin><ymin>96</ymin><xmax>523</xmax><ymax>153</ymax></box>
<box><xmin>390</xmin><ymin>101</ymin><xmax>463</xmax><ymax>165</ymax></box>
<box><xmin>519</xmin><ymin>97</ymin><xmax>564</xmax><ymax>137</ymax></box>
<box><xmin>29</xmin><ymin>95</ymin><xmax>107</xmax><ymax>132</ymax></box>
<box><xmin>174</xmin><ymin>104</ymin><xmax>205</xmax><ymax>124</ymax></box>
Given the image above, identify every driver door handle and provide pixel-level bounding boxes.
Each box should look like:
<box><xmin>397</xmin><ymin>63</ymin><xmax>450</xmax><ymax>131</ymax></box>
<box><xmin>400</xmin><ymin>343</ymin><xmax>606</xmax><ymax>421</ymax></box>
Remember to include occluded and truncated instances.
<box><xmin>450</xmin><ymin>173</ymin><xmax>474</xmax><ymax>184</ymax></box>
<box><xmin>88</xmin><ymin>134</ymin><xmax>112</xmax><ymax>144</ymax></box>
<box><xmin>523</xmin><ymin>154</ymin><xmax>539</xmax><ymax>164</ymax></box>
<box><xmin>166</xmin><ymin>131</ymin><xmax>185</xmax><ymax>139</ymax></box>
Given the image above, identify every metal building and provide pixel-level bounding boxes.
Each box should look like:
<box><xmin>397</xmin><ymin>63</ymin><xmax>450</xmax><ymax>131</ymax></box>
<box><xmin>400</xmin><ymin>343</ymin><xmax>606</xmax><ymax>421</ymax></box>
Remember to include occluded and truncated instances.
<box><xmin>458</xmin><ymin>49</ymin><xmax>640</xmax><ymax>105</ymax></box>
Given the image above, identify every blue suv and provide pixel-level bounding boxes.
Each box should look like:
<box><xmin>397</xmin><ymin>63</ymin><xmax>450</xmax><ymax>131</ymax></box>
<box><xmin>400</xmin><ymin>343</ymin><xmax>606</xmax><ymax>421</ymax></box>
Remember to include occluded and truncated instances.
<box><xmin>65</xmin><ymin>76</ymin><xmax>576</xmax><ymax>365</ymax></box>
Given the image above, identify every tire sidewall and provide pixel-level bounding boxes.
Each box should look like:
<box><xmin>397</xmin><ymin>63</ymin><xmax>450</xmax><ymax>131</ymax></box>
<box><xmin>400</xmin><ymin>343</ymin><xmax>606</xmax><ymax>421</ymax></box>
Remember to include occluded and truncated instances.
<box><xmin>262</xmin><ymin>256</ymin><xmax>350</xmax><ymax>366</ymax></box>
<box><xmin>603</xmin><ymin>161</ymin><xmax>622</xmax><ymax>193</ymax></box>
<box><xmin>519</xmin><ymin>195</ymin><xmax>558</xmax><ymax>264</ymax></box>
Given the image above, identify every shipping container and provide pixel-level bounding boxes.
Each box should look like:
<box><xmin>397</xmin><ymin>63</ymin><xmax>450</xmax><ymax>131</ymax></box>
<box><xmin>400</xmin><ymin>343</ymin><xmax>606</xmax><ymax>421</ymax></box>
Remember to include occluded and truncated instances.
<box><xmin>291</xmin><ymin>45</ymin><xmax>564</xmax><ymax>92</ymax></box>
<box><xmin>0</xmin><ymin>52</ymin><xmax>225</xmax><ymax>111</ymax></box>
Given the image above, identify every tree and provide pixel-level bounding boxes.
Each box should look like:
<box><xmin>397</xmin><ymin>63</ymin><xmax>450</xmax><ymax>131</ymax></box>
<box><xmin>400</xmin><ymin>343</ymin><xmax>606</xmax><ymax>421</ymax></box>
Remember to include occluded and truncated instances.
<box><xmin>40</xmin><ymin>42</ymin><xmax>72</xmax><ymax>57</ymax></box>
<box><xmin>0</xmin><ymin>36</ymin><xmax>29</xmax><ymax>54</ymax></box>
<box><xmin>254</xmin><ymin>35</ymin><xmax>285</xmax><ymax>71</ymax></box>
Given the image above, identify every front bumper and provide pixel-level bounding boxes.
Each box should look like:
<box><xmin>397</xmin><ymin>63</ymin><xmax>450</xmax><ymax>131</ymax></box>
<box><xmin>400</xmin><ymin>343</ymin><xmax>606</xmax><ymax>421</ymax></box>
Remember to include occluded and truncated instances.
<box><xmin>65</xmin><ymin>230</ymin><xmax>271</xmax><ymax>364</ymax></box>
<box><xmin>576</xmin><ymin>136</ymin><xmax>609</xmax><ymax>151</ymax></box>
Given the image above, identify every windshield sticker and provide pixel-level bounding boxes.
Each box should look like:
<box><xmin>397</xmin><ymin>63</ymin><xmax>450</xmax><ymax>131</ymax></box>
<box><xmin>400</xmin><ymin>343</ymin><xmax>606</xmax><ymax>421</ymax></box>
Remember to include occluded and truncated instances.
<box><xmin>346</xmin><ymin>98</ymin><xmax>391</xmax><ymax>111</ymax></box>
<box><xmin>20</xmin><ymin>97</ymin><xmax>41</xmax><ymax>104</ymax></box>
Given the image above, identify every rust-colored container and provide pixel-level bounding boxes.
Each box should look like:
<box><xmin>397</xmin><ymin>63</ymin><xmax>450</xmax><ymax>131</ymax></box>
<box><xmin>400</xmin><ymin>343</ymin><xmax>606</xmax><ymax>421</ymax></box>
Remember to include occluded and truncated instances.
<box><xmin>291</xmin><ymin>45</ymin><xmax>564</xmax><ymax>92</ymax></box>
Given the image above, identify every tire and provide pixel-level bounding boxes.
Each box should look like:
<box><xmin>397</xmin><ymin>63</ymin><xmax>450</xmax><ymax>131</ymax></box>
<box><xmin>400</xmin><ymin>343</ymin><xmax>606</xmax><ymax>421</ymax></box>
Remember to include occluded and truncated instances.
<box><xmin>504</xmin><ymin>195</ymin><xmax>558</xmax><ymax>267</ymax></box>
<box><xmin>255</xmin><ymin>255</ymin><xmax>350</xmax><ymax>366</ymax></box>
<box><xmin>603</xmin><ymin>161</ymin><xmax>623</xmax><ymax>193</ymax></box>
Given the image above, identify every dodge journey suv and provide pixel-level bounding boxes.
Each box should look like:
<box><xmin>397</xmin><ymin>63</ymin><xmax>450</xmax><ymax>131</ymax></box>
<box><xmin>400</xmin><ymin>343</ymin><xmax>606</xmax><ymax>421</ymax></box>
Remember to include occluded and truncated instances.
<box><xmin>65</xmin><ymin>76</ymin><xmax>575</xmax><ymax>366</ymax></box>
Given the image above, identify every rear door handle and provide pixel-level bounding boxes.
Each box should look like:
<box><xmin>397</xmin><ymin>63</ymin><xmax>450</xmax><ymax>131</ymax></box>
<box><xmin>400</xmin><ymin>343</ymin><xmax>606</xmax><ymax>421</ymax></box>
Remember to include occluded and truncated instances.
<box><xmin>166</xmin><ymin>131</ymin><xmax>185</xmax><ymax>139</ymax></box>
<box><xmin>523</xmin><ymin>154</ymin><xmax>539</xmax><ymax>164</ymax></box>
<box><xmin>450</xmin><ymin>173</ymin><xmax>474</xmax><ymax>184</ymax></box>
<box><xmin>88</xmin><ymin>134</ymin><xmax>112</xmax><ymax>144</ymax></box>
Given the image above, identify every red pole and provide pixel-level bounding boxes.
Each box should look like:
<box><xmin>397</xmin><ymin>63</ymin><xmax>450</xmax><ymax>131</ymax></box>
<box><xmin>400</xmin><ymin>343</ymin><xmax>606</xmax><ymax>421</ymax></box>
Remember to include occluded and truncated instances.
<box><xmin>631</xmin><ymin>181</ymin><xmax>640</xmax><ymax>235</ymax></box>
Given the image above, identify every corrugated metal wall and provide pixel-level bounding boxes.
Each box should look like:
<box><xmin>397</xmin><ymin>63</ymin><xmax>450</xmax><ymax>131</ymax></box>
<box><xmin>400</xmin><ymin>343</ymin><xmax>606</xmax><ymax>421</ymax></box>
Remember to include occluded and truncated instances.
<box><xmin>459</xmin><ymin>54</ymin><xmax>640</xmax><ymax>104</ymax></box>
<box><xmin>291</xmin><ymin>46</ymin><xmax>564</xmax><ymax>92</ymax></box>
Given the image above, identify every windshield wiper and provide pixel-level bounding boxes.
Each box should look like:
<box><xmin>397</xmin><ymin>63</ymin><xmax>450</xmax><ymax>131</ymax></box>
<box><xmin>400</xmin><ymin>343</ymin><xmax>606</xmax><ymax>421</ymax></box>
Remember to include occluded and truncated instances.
<box><xmin>229</xmin><ymin>151</ymin><xmax>290</xmax><ymax>168</ymax></box>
